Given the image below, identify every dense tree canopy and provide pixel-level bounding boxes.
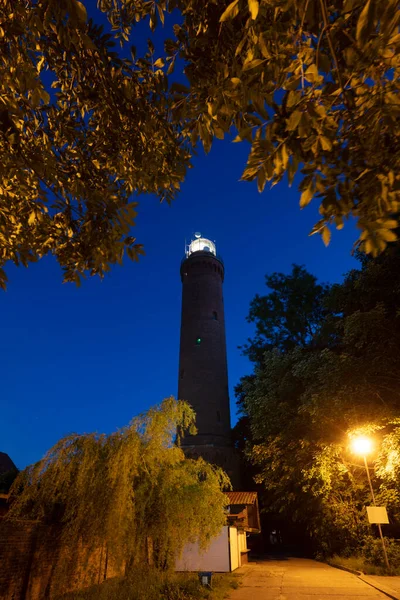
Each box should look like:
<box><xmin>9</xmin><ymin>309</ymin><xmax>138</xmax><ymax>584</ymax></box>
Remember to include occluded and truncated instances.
<box><xmin>8</xmin><ymin>398</ymin><xmax>230</xmax><ymax>574</ymax></box>
<box><xmin>241</xmin><ymin>264</ymin><xmax>332</xmax><ymax>363</ymax></box>
<box><xmin>238</xmin><ymin>244</ymin><xmax>400</xmax><ymax>558</ymax></box>
<box><xmin>1</xmin><ymin>0</ymin><xmax>399</xmax><ymax>286</ymax></box>
<box><xmin>165</xmin><ymin>0</ymin><xmax>400</xmax><ymax>256</ymax></box>
<box><xmin>0</xmin><ymin>0</ymin><xmax>190</xmax><ymax>288</ymax></box>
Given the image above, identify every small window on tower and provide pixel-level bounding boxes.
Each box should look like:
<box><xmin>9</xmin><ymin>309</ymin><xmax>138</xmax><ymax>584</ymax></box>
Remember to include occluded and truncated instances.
<box><xmin>180</xmin><ymin>369</ymin><xmax>185</xmax><ymax>379</ymax></box>
<box><xmin>217</xmin><ymin>410</ymin><xmax>221</xmax><ymax>422</ymax></box>
<box><xmin>195</xmin><ymin>337</ymin><xmax>202</xmax><ymax>345</ymax></box>
<box><xmin>213</xmin><ymin>311</ymin><xmax>218</xmax><ymax>320</ymax></box>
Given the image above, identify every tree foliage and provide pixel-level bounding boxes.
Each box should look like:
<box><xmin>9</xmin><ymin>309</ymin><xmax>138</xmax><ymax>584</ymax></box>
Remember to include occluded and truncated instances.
<box><xmin>239</xmin><ymin>245</ymin><xmax>400</xmax><ymax>556</ymax></box>
<box><xmin>0</xmin><ymin>0</ymin><xmax>190</xmax><ymax>288</ymax></box>
<box><xmin>1</xmin><ymin>0</ymin><xmax>400</xmax><ymax>286</ymax></box>
<box><xmin>8</xmin><ymin>398</ymin><xmax>230</xmax><ymax>570</ymax></box>
<box><xmin>241</xmin><ymin>264</ymin><xmax>332</xmax><ymax>363</ymax></box>
<box><xmin>115</xmin><ymin>0</ymin><xmax>400</xmax><ymax>254</ymax></box>
<box><xmin>172</xmin><ymin>0</ymin><xmax>400</xmax><ymax>255</ymax></box>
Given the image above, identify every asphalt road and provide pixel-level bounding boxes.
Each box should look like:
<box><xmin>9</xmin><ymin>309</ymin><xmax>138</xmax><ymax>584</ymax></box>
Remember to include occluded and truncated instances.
<box><xmin>228</xmin><ymin>557</ymin><xmax>389</xmax><ymax>600</ymax></box>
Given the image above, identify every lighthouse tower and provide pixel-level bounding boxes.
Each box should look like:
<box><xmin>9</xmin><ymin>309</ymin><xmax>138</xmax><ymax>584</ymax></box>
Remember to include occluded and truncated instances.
<box><xmin>178</xmin><ymin>233</ymin><xmax>238</xmax><ymax>484</ymax></box>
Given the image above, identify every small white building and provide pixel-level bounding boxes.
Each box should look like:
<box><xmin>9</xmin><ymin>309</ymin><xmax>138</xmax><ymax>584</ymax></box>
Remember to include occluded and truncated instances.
<box><xmin>175</xmin><ymin>492</ymin><xmax>260</xmax><ymax>573</ymax></box>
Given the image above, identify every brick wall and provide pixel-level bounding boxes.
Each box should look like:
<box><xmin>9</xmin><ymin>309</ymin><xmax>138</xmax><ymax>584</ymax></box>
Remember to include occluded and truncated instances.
<box><xmin>178</xmin><ymin>251</ymin><xmax>241</xmax><ymax>487</ymax></box>
<box><xmin>0</xmin><ymin>517</ymin><xmax>123</xmax><ymax>600</ymax></box>
<box><xmin>178</xmin><ymin>252</ymin><xmax>231</xmax><ymax>446</ymax></box>
<box><xmin>0</xmin><ymin>519</ymin><xmax>38</xmax><ymax>600</ymax></box>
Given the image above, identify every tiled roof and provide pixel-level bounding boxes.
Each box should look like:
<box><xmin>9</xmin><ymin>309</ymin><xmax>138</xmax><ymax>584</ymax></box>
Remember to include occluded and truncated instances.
<box><xmin>225</xmin><ymin>491</ymin><xmax>258</xmax><ymax>505</ymax></box>
<box><xmin>0</xmin><ymin>452</ymin><xmax>17</xmax><ymax>474</ymax></box>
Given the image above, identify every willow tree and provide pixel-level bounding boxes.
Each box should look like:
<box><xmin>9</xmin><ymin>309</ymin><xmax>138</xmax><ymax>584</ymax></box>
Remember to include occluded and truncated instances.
<box><xmin>8</xmin><ymin>398</ymin><xmax>230</xmax><ymax>572</ymax></box>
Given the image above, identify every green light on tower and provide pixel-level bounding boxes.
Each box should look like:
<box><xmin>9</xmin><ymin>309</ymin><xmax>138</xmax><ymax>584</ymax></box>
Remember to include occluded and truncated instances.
<box><xmin>196</xmin><ymin>337</ymin><xmax>202</xmax><ymax>345</ymax></box>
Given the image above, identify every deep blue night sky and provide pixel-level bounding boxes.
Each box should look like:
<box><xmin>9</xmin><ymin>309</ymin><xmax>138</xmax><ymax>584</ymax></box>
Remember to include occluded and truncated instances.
<box><xmin>0</xmin><ymin>4</ymin><xmax>359</xmax><ymax>469</ymax></box>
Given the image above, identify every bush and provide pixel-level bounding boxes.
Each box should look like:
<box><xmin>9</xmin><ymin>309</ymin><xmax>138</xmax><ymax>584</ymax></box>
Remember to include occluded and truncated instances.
<box><xmin>363</xmin><ymin>536</ymin><xmax>400</xmax><ymax>569</ymax></box>
<box><xmin>58</xmin><ymin>567</ymin><xmax>241</xmax><ymax>600</ymax></box>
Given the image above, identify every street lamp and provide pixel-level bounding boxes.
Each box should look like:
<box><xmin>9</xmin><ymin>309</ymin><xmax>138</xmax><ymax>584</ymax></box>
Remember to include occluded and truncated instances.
<box><xmin>351</xmin><ymin>436</ymin><xmax>373</xmax><ymax>457</ymax></box>
<box><xmin>351</xmin><ymin>435</ymin><xmax>390</xmax><ymax>570</ymax></box>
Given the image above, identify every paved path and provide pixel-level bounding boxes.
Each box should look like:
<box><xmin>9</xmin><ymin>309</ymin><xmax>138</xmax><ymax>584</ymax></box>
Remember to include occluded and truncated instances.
<box><xmin>361</xmin><ymin>575</ymin><xmax>400</xmax><ymax>599</ymax></box>
<box><xmin>228</xmin><ymin>558</ymin><xmax>389</xmax><ymax>599</ymax></box>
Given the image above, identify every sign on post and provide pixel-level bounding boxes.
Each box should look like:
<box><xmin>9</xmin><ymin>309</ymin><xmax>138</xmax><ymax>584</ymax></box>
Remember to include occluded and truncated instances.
<box><xmin>366</xmin><ymin>506</ymin><xmax>389</xmax><ymax>524</ymax></box>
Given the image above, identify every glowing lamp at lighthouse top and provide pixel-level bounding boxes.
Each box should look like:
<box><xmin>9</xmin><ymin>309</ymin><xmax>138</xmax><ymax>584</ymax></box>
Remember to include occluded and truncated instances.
<box><xmin>187</xmin><ymin>233</ymin><xmax>216</xmax><ymax>257</ymax></box>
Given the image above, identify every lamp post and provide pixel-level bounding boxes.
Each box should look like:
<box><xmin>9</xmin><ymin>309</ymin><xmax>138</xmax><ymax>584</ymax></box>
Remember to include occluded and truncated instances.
<box><xmin>351</xmin><ymin>436</ymin><xmax>390</xmax><ymax>570</ymax></box>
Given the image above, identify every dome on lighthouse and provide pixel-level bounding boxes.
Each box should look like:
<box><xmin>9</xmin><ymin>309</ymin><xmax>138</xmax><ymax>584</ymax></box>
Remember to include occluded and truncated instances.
<box><xmin>187</xmin><ymin>232</ymin><xmax>216</xmax><ymax>257</ymax></box>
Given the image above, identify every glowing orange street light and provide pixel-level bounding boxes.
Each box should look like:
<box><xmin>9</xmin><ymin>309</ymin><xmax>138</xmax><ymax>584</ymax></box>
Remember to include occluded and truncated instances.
<box><xmin>351</xmin><ymin>436</ymin><xmax>373</xmax><ymax>457</ymax></box>
<box><xmin>351</xmin><ymin>435</ymin><xmax>390</xmax><ymax>570</ymax></box>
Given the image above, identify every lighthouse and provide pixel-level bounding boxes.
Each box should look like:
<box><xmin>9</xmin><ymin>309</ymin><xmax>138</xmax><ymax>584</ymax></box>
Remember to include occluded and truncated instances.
<box><xmin>178</xmin><ymin>233</ymin><xmax>239</xmax><ymax>485</ymax></box>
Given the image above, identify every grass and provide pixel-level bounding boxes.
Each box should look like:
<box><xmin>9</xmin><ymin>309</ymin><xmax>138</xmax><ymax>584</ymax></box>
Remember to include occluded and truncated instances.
<box><xmin>58</xmin><ymin>567</ymin><xmax>242</xmax><ymax>600</ymax></box>
<box><xmin>329</xmin><ymin>555</ymin><xmax>400</xmax><ymax>576</ymax></box>
<box><xmin>207</xmin><ymin>572</ymin><xmax>241</xmax><ymax>600</ymax></box>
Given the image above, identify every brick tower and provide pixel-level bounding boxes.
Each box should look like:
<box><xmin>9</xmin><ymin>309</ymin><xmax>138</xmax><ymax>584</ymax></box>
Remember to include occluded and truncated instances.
<box><xmin>178</xmin><ymin>233</ymin><xmax>239</xmax><ymax>485</ymax></box>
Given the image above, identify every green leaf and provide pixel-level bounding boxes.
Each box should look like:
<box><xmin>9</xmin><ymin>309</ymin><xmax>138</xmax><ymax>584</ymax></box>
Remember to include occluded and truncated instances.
<box><xmin>287</xmin><ymin>157</ymin><xmax>298</xmax><ymax>187</ymax></box>
<box><xmin>380</xmin><ymin>219</ymin><xmax>398</xmax><ymax>229</ymax></box>
<box><xmin>305</xmin><ymin>64</ymin><xmax>319</xmax><ymax>83</ymax></box>
<box><xmin>356</xmin><ymin>0</ymin><xmax>372</xmax><ymax>46</ymax></box>
<box><xmin>257</xmin><ymin>167</ymin><xmax>267</xmax><ymax>192</ymax></box>
<box><xmin>167</xmin><ymin>58</ymin><xmax>175</xmax><ymax>75</ymax></box>
<box><xmin>287</xmin><ymin>111</ymin><xmax>302</xmax><ymax>132</ymax></box>
<box><xmin>235</xmin><ymin>36</ymin><xmax>247</xmax><ymax>57</ymax></box>
<box><xmin>82</xmin><ymin>34</ymin><xmax>97</xmax><ymax>50</ymax></box>
<box><xmin>41</xmin><ymin>90</ymin><xmax>50</xmax><ymax>104</ymax></box>
<box><xmin>243</xmin><ymin>58</ymin><xmax>266</xmax><ymax>72</ymax></box>
<box><xmin>248</xmin><ymin>0</ymin><xmax>259</xmax><ymax>20</ymax></box>
<box><xmin>73</xmin><ymin>0</ymin><xmax>87</xmax><ymax>23</ymax></box>
<box><xmin>319</xmin><ymin>136</ymin><xmax>332</xmax><ymax>151</ymax></box>
<box><xmin>259</xmin><ymin>33</ymin><xmax>270</xmax><ymax>59</ymax></box>
<box><xmin>287</xmin><ymin>90</ymin><xmax>301</xmax><ymax>108</ymax></box>
<box><xmin>233</xmin><ymin>126</ymin><xmax>252</xmax><ymax>142</ymax></box>
<box><xmin>157</xmin><ymin>4</ymin><xmax>165</xmax><ymax>26</ymax></box>
<box><xmin>31</xmin><ymin>88</ymin><xmax>41</xmax><ymax>107</ymax></box>
<box><xmin>220</xmin><ymin>0</ymin><xmax>240</xmax><ymax>22</ymax></box>
<box><xmin>321</xmin><ymin>226</ymin><xmax>331</xmax><ymax>246</ymax></box>
<box><xmin>300</xmin><ymin>185</ymin><xmax>314</xmax><ymax>208</ymax></box>
<box><xmin>379</xmin><ymin>229</ymin><xmax>397</xmax><ymax>243</ymax></box>
<box><xmin>0</xmin><ymin>268</ymin><xmax>8</xmax><ymax>291</ymax></box>
<box><xmin>281</xmin><ymin>144</ymin><xmax>289</xmax><ymax>169</ymax></box>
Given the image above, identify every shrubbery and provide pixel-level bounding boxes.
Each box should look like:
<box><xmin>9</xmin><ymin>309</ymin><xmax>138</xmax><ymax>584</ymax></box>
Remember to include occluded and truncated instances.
<box><xmin>60</xmin><ymin>567</ymin><xmax>240</xmax><ymax>600</ymax></box>
<box><xmin>363</xmin><ymin>536</ymin><xmax>400</xmax><ymax>569</ymax></box>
